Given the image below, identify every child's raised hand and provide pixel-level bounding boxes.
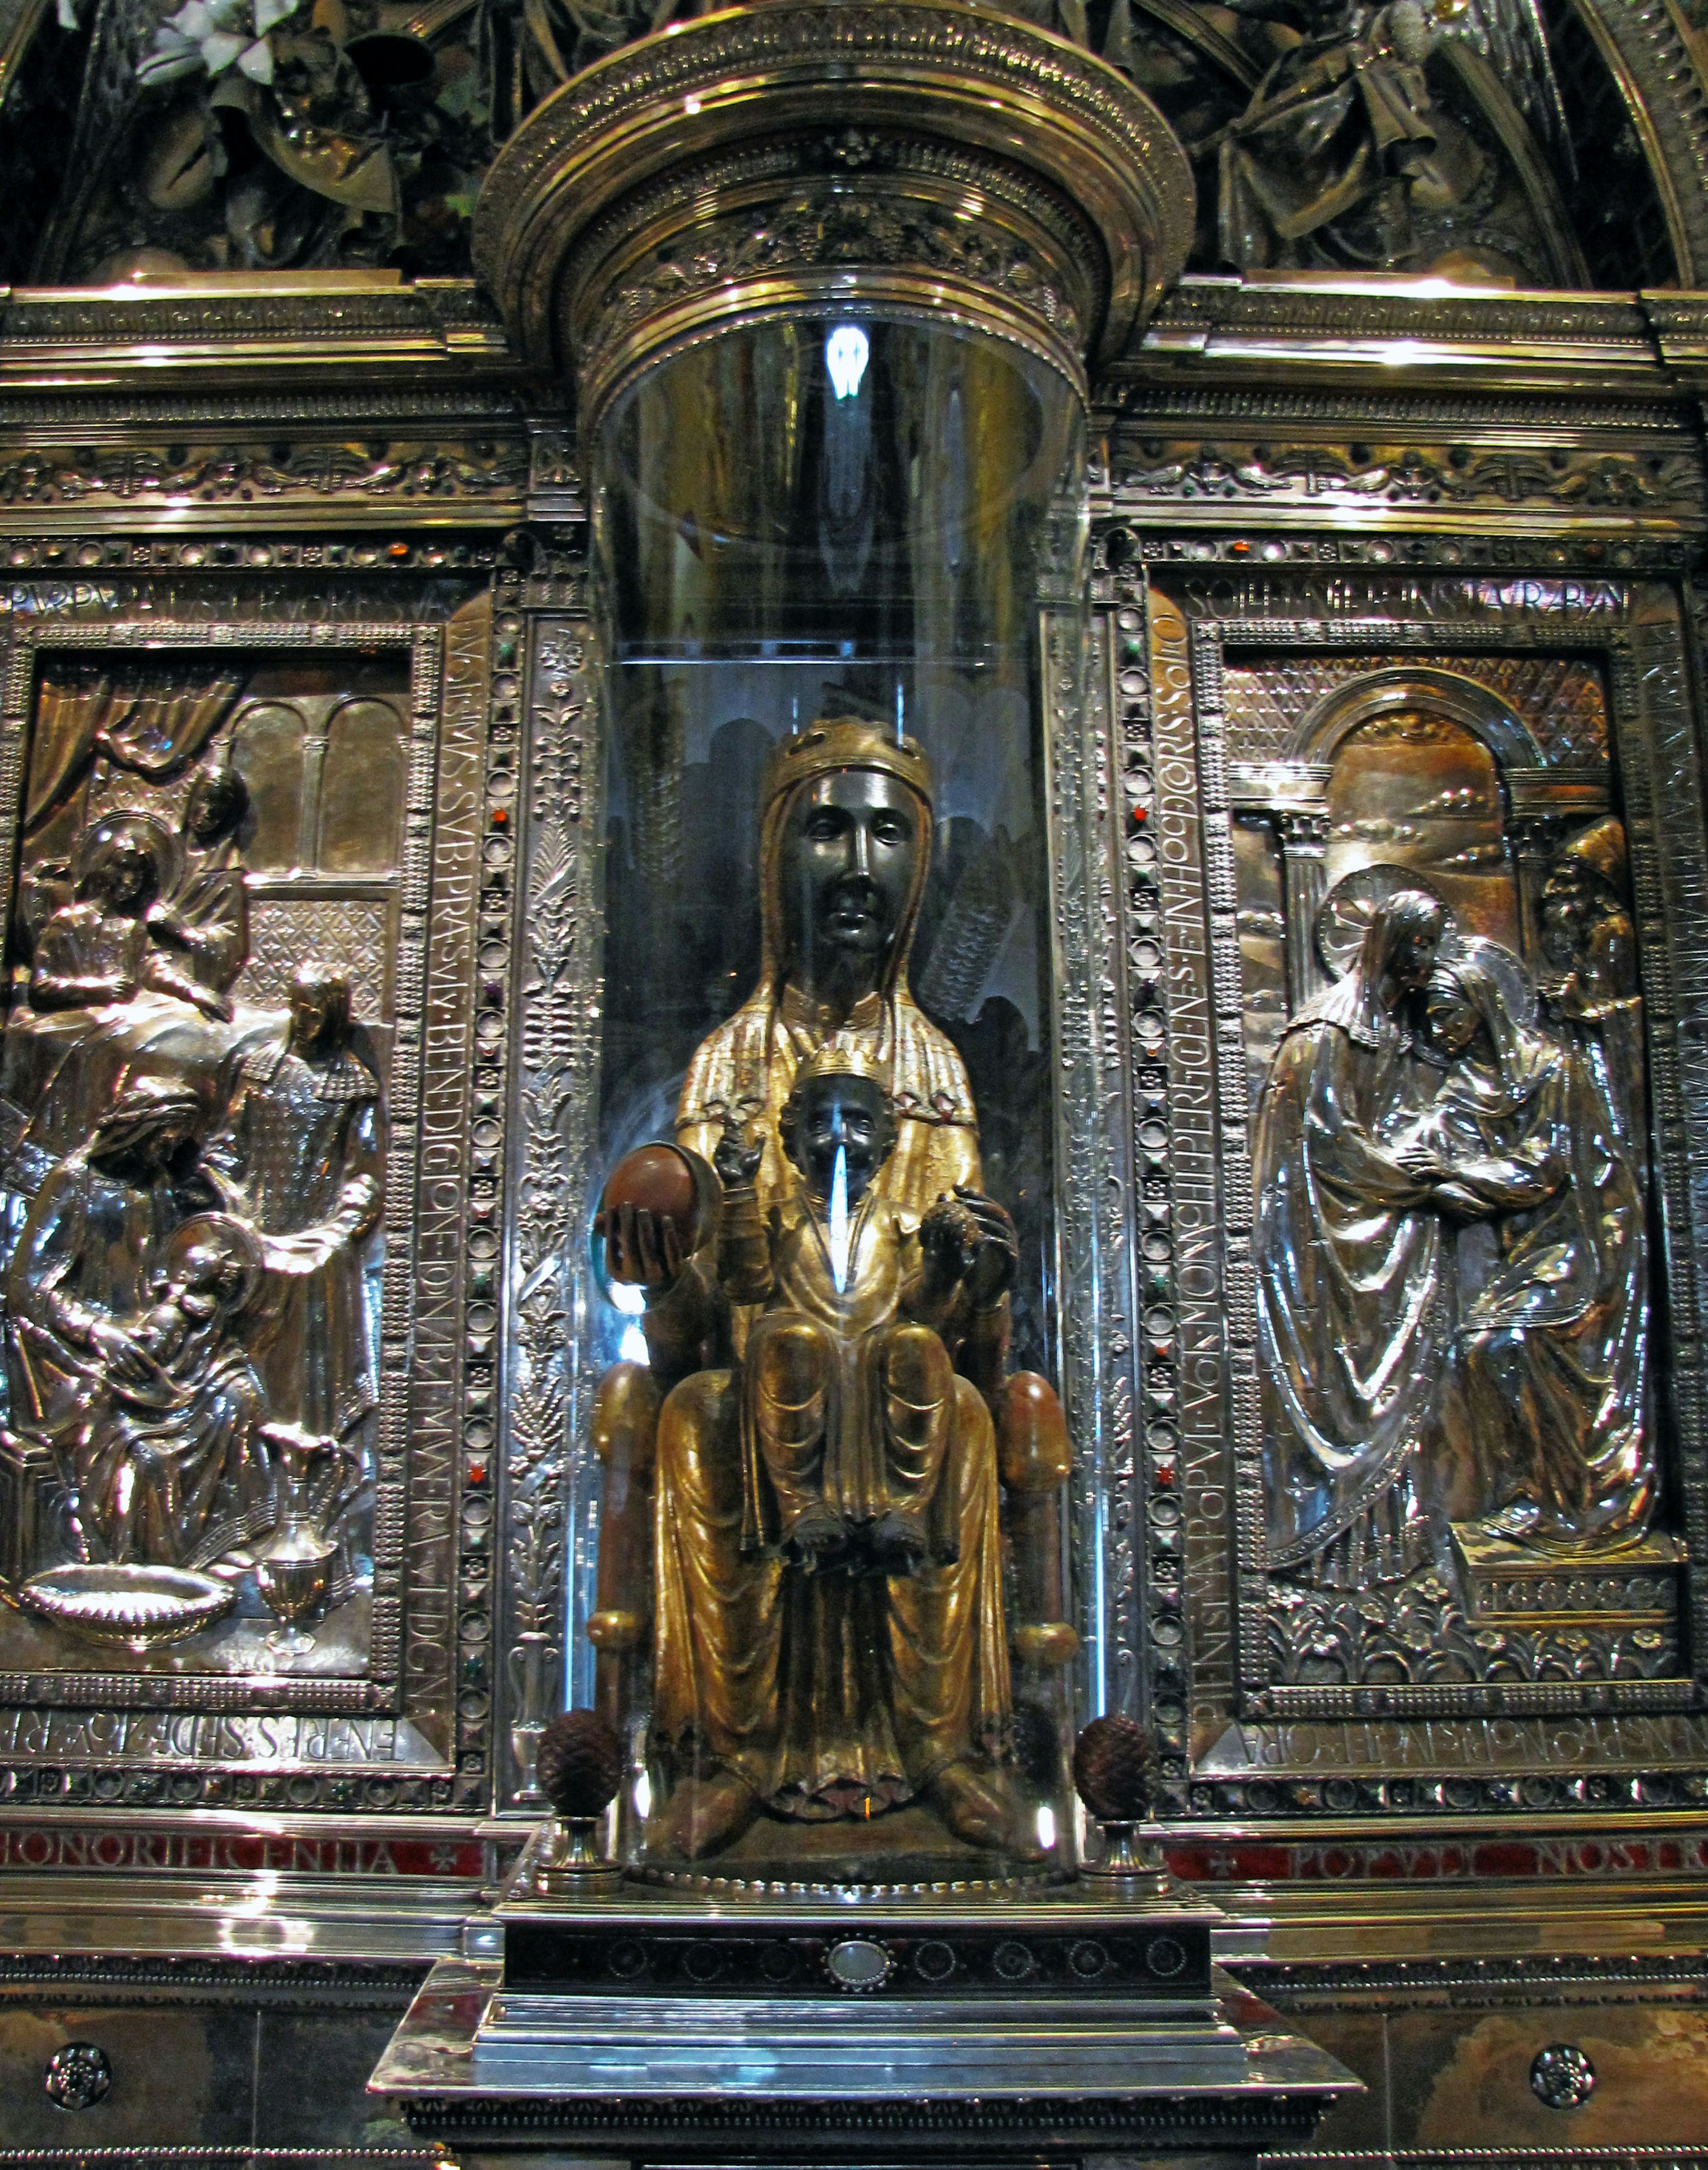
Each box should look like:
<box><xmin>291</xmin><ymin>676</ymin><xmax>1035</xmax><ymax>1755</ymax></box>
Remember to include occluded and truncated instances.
<box><xmin>713</xmin><ymin>1125</ymin><xmax>764</xmax><ymax>1190</ymax></box>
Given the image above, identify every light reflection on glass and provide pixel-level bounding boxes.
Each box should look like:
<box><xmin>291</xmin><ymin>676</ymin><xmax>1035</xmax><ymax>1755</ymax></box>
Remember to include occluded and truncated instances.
<box><xmin>825</xmin><ymin>323</ymin><xmax>870</xmax><ymax>401</ymax></box>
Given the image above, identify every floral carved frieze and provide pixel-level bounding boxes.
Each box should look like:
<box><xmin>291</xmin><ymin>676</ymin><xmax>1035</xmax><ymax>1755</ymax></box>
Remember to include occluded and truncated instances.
<box><xmin>1108</xmin><ymin>438</ymin><xmax>1704</xmax><ymax>523</ymax></box>
<box><xmin>0</xmin><ymin>440</ymin><xmax>529</xmax><ymax>524</ymax></box>
<box><xmin>588</xmin><ymin>184</ymin><xmax>1083</xmax><ymax>376</ymax></box>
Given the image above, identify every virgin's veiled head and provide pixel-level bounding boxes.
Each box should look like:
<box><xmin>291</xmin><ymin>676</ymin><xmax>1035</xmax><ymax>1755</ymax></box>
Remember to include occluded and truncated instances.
<box><xmin>74</xmin><ymin>809</ymin><xmax>179</xmax><ymax>912</ymax></box>
<box><xmin>1300</xmin><ymin>883</ymin><xmax>1449</xmax><ymax>1053</ymax></box>
<box><xmin>1366</xmin><ymin>886</ymin><xmax>1448</xmax><ymax>998</ymax></box>
<box><xmin>1420</xmin><ymin>938</ymin><xmax>1559</xmax><ymax>1113</ymax></box>
<box><xmin>88</xmin><ymin>1072</ymin><xmax>205</xmax><ymax>1170</ymax></box>
<box><xmin>759</xmin><ymin>719</ymin><xmax>934</xmax><ymax>1000</ymax></box>
<box><xmin>77</xmin><ymin>837</ymin><xmax>157</xmax><ymax>914</ymax></box>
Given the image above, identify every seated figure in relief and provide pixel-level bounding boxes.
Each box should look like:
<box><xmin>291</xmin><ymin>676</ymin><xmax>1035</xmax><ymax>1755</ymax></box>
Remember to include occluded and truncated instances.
<box><xmin>76</xmin><ymin>1211</ymin><xmax>273</xmax><ymax>1572</ymax></box>
<box><xmin>7</xmin><ymin>1077</ymin><xmax>275</xmax><ymax>1572</ymax></box>
<box><xmin>30</xmin><ymin>829</ymin><xmax>230</xmax><ymax>1023</ymax></box>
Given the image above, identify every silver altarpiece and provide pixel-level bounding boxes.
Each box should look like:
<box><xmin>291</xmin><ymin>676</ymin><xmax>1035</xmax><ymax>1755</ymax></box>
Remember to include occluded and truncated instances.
<box><xmin>3</xmin><ymin>0</ymin><xmax>1708</xmax><ymax>2156</ymax></box>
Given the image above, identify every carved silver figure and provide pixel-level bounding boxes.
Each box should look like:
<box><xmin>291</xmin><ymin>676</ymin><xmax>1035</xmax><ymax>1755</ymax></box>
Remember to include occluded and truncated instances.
<box><xmin>1398</xmin><ymin>935</ymin><xmax>1652</xmax><ymax>1547</ymax></box>
<box><xmin>5</xmin><ymin>1074</ymin><xmax>275</xmax><ymax>1572</ymax></box>
<box><xmin>151</xmin><ymin>754</ymin><xmax>251</xmax><ymax>998</ymax></box>
<box><xmin>197</xmin><ymin>961</ymin><xmax>382</xmax><ymax>1486</ymax></box>
<box><xmin>30</xmin><ymin>824</ymin><xmax>230</xmax><ymax>1024</ymax></box>
<box><xmin>1255</xmin><ymin>887</ymin><xmax>1451</xmax><ymax>1588</ymax></box>
<box><xmin>1207</xmin><ymin>0</ymin><xmax>1571</xmax><ymax>276</ymax></box>
<box><xmin>1259</xmin><ymin>903</ymin><xmax>1654</xmax><ymax>1583</ymax></box>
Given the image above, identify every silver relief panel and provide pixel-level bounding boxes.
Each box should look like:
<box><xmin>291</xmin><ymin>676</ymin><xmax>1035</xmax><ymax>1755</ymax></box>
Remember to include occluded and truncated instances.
<box><xmin>0</xmin><ymin>602</ymin><xmax>488</xmax><ymax>1800</ymax></box>
<box><xmin>1120</xmin><ymin>561</ymin><xmax>1708</xmax><ymax>1806</ymax></box>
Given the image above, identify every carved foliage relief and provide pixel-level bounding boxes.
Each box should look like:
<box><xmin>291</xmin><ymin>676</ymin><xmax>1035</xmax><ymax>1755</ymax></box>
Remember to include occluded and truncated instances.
<box><xmin>9</xmin><ymin>0</ymin><xmax>1694</xmax><ymax>291</ymax></box>
<box><xmin>0</xmin><ymin>632</ymin><xmax>421</xmax><ymax>1700</ymax></box>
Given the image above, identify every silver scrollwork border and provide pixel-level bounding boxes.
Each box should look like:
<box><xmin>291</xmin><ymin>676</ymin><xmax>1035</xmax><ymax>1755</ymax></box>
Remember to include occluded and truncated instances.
<box><xmin>498</xmin><ymin>584</ymin><xmax>603</xmax><ymax>1811</ymax></box>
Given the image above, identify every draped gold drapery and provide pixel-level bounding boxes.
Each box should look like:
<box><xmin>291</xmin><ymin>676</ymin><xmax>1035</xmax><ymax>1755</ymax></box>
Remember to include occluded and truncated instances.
<box><xmin>26</xmin><ymin>670</ymin><xmax>244</xmax><ymax>838</ymax></box>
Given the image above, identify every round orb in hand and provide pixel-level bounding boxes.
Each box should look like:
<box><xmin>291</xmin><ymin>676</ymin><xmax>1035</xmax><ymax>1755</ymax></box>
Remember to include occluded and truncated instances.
<box><xmin>1072</xmin><ymin>1714</ymin><xmax>1158</xmax><ymax>1824</ymax></box>
<box><xmin>536</xmin><ymin>1710</ymin><xmax>624</xmax><ymax>1820</ymax></box>
<box><xmin>596</xmin><ymin>1144</ymin><xmax>715</xmax><ymax>1279</ymax></box>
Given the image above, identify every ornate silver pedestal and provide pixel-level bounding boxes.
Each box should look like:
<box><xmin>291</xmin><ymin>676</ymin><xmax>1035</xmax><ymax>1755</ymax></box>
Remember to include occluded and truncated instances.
<box><xmin>370</xmin><ymin>1829</ymin><xmax>1358</xmax><ymax>2162</ymax></box>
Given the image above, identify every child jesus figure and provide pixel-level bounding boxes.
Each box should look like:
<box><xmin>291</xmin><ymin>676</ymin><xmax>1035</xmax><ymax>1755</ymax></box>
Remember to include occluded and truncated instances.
<box><xmin>713</xmin><ymin>1038</ymin><xmax>991</xmax><ymax>1577</ymax></box>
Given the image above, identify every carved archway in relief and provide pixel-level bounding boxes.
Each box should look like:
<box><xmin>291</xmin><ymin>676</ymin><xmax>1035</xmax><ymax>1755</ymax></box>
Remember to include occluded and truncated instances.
<box><xmin>1556</xmin><ymin>0</ymin><xmax>1708</xmax><ymax>285</ymax></box>
<box><xmin>1238</xmin><ymin>664</ymin><xmax>1623</xmax><ymax>1020</ymax></box>
<box><xmin>1308</xmin><ymin>676</ymin><xmax>1530</xmax><ymax>975</ymax></box>
<box><xmin>1288</xmin><ymin>666</ymin><xmax>1547</xmax><ymax>775</ymax></box>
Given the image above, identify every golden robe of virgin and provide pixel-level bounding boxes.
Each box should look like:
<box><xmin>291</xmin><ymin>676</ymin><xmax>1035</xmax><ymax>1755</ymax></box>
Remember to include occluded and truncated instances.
<box><xmin>608</xmin><ymin>718</ymin><xmax>1057</xmax><ymax>1865</ymax></box>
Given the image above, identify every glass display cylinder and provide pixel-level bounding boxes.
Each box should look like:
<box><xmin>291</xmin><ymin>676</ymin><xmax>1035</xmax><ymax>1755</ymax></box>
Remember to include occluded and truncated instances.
<box><xmin>578</xmin><ymin>311</ymin><xmax>1089</xmax><ymax>1884</ymax></box>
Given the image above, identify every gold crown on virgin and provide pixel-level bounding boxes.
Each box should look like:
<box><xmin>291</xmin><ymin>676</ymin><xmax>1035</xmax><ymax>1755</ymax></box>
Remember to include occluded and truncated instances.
<box><xmin>762</xmin><ymin>717</ymin><xmax>933</xmax><ymax>812</ymax></box>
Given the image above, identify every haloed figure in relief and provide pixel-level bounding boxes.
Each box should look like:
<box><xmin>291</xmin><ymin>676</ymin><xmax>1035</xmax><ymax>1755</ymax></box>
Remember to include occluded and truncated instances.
<box><xmin>1257</xmin><ymin>845</ymin><xmax>1655</xmax><ymax>1591</ymax></box>
<box><xmin>1255</xmin><ymin>888</ymin><xmax>1452</xmax><ymax>1588</ymax></box>
<box><xmin>6</xmin><ymin>1077</ymin><xmax>274</xmax><ymax>1571</ymax></box>
<box><xmin>1</xmin><ymin>961</ymin><xmax>384</xmax><ymax>1617</ymax></box>
<box><xmin>593</xmin><ymin>720</ymin><xmax>1073</xmax><ymax>1867</ymax></box>
<box><xmin>1390</xmin><ymin>937</ymin><xmax>1651</xmax><ymax>1547</ymax></box>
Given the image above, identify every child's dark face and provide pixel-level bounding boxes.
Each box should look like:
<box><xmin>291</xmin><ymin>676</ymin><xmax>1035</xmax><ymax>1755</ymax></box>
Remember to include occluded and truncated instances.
<box><xmin>789</xmin><ymin>1073</ymin><xmax>892</xmax><ymax>1202</ymax></box>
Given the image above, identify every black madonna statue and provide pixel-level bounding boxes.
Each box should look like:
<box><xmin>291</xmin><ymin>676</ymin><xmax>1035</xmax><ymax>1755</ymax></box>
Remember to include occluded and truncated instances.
<box><xmin>591</xmin><ymin>719</ymin><xmax>1073</xmax><ymax>1868</ymax></box>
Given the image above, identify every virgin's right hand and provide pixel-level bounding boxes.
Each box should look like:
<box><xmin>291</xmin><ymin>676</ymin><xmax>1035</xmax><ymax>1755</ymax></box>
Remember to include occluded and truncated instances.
<box><xmin>713</xmin><ymin>1129</ymin><xmax>764</xmax><ymax>1189</ymax></box>
<box><xmin>92</xmin><ymin>1324</ymin><xmax>160</xmax><ymax>1389</ymax></box>
<box><xmin>597</xmin><ymin>1202</ymin><xmax>684</xmax><ymax>1295</ymax></box>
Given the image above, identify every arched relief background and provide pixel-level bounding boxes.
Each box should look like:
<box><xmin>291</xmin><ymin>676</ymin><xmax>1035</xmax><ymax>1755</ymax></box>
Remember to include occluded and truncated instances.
<box><xmin>223</xmin><ymin>690</ymin><xmax>408</xmax><ymax>1030</ymax></box>
<box><xmin>1231</xmin><ymin>666</ymin><xmax>1579</xmax><ymax>1099</ymax></box>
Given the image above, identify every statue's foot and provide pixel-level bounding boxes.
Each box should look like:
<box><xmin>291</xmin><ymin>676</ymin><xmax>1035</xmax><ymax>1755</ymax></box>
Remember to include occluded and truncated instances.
<box><xmin>1483</xmin><ymin>1500</ymin><xmax>1542</xmax><ymax>1541</ymax></box>
<box><xmin>929</xmin><ymin>1761</ymin><xmax>1046</xmax><ymax>1862</ymax></box>
<box><xmin>654</xmin><ymin>1770</ymin><xmax>760</xmax><ymax>1861</ymax></box>
<box><xmin>866</xmin><ymin>1507</ymin><xmax>928</xmax><ymax>1574</ymax></box>
<box><xmin>786</xmin><ymin>1506</ymin><xmax>851</xmax><ymax>1567</ymax></box>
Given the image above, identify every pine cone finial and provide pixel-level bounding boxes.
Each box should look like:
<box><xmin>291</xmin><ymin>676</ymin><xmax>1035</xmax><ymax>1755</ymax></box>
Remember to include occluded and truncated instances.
<box><xmin>1072</xmin><ymin>1714</ymin><xmax>1158</xmax><ymax>1824</ymax></box>
<box><xmin>535</xmin><ymin>1710</ymin><xmax>624</xmax><ymax>1820</ymax></box>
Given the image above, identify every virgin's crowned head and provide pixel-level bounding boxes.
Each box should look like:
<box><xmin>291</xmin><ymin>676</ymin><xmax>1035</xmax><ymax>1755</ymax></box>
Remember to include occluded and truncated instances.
<box><xmin>761</xmin><ymin>719</ymin><xmax>934</xmax><ymax>995</ymax></box>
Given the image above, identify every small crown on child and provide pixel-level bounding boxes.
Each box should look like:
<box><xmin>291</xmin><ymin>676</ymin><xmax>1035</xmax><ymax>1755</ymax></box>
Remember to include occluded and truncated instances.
<box><xmin>789</xmin><ymin>1037</ymin><xmax>893</xmax><ymax>1098</ymax></box>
